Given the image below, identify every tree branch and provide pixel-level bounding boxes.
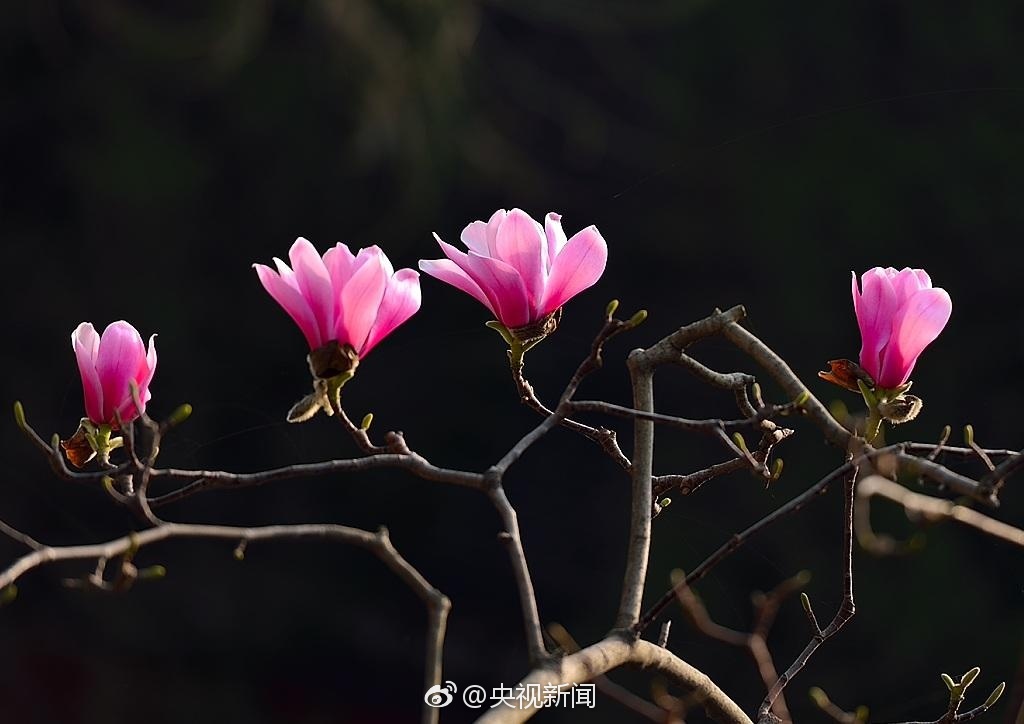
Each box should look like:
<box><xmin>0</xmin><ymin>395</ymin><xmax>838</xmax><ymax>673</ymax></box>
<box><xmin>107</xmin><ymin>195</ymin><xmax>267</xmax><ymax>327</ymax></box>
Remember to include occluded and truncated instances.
<box><xmin>475</xmin><ymin>634</ymin><xmax>753</xmax><ymax>724</ymax></box>
<box><xmin>757</xmin><ymin>468</ymin><xmax>858</xmax><ymax>721</ymax></box>
<box><xmin>857</xmin><ymin>475</ymin><xmax>1024</xmax><ymax>548</ymax></box>
<box><xmin>0</xmin><ymin>521</ymin><xmax>450</xmax><ymax>724</ymax></box>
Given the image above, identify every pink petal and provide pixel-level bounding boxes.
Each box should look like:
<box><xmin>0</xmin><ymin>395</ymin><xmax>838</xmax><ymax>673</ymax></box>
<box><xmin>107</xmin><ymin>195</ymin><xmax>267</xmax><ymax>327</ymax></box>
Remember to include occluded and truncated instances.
<box><xmin>877</xmin><ymin>288</ymin><xmax>952</xmax><ymax>387</ymax></box>
<box><xmin>288</xmin><ymin>238</ymin><xmax>334</xmax><ymax>345</ymax></box>
<box><xmin>484</xmin><ymin>209</ymin><xmax>507</xmax><ymax>254</ymax></box>
<box><xmin>853</xmin><ymin>268</ymin><xmax>897</xmax><ymax>381</ymax></box>
<box><xmin>495</xmin><ymin>208</ymin><xmax>547</xmax><ymax>313</ymax></box>
<box><xmin>544</xmin><ymin>213</ymin><xmax>567</xmax><ymax>269</ymax></box>
<box><xmin>890</xmin><ymin>267</ymin><xmax>926</xmax><ymax>302</ymax></box>
<box><xmin>362</xmin><ymin>269</ymin><xmax>422</xmax><ymax>356</ymax></box>
<box><xmin>540</xmin><ymin>225</ymin><xmax>608</xmax><ymax>316</ymax></box>
<box><xmin>418</xmin><ymin>258</ymin><xmax>496</xmax><ymax>315</ymax></box>
<box><xmin>339</xmin><ymin>246</ymin><xmax>388</xmax><ymax>351</ymax></box>
<box><xmin>71</xmin><ymin>322</ymin><xmax>104</xmax><ymax>424</ymax></box>
<box><xmin>140</xmin><ymin>334</ymin><xmax>158</xmax><ymax>398</ymax></box>
<box><xmin>323</xmin><ymin>243</ymin><xmax>357</xmax><ymax>319</ymax></box>
<box><xmin>460</xmin><ymin>221</ymin><xmax>492</xmax><ymax>255</ymax></box>
<box><xmin>323</xmin><ymin>243</ymin><xmax>356</xmax><ymax>286</ymax></box>
<box><xmin>255</xmin><ymin>263</ymin><xmax>322</xmax><ymax>349</ymax></box>
<box><xmin>459</xmin><ymin>209</ymin><xmax>508</xmax><ymax>256</ymax></box>
<box><xmin>461</xmin><ymin>251</ymin><xmax>531</xmax><ymax>327</ymax></box>
<box><xmin>95</xmin><ymin>321</ymin><xmax>148</xmax><ymax>424</ymax></box>
<box><xmin>434</xmin><ymin>235</ymin><xmax>509</xmax><ymax>316</ymax></box>
<box><xmin>114</xmin><ymin>334</ymin><xmax>158</xmax><ymax>423</ymax></box>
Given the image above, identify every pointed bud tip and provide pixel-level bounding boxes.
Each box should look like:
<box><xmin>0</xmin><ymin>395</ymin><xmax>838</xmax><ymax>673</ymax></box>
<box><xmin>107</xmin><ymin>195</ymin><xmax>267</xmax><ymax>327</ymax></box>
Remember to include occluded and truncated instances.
<box><xmin>983</xmin><ymin>682</ymin><xmax>1006</xmax><ymax>708</ymax></box>
<box><xmin>12</xmin><ymin>401</ymin><xmax>25</xmax><ymax>430</ymax></box>
<box><xmin>166</xmin><ymin>403</ymin><xmax>193</xmax><ymax>428</ymax></box>
<box><xmin>605</xmin><ymin>299</ymin><xmax>620</xmax><ymax>318</ymax></box>
<box><xmin>960</xmin><ymin>667</ymin><xmax>981</xmax><ymax>689</ymax></box>
<box><xmin>627</xmin><ymin>309</ymin><xmax>648</xmax><ymax>327</ymax></box>
<box><xmin>940</xmin><ymin>673</ymin><xmax>956</xmax><ymax>691</ymax></box>
<box><xmin>800</xmin><ymin>592</ymin><xmax>812</xmax><ymax>612</ymax></box>
<box><xmin>139</xmin><ymin>565</ymin><xmax>166</xmax><ymax>581</ymax></box>
<box><xmin>0</xmin><ymin>584</ymin><xmax>17</xmax><ymax>605</ymax></box>
<box><xmin>808</xmin><ymin>688</ymin><xmax>829</xmax><ymax>708</ymax></box>
<box><xmin>360</xmin><ymin>413</ymin><xmax>374</xmax><ymax>431</ymax></box>
<box><xmin>963</xmin><ymin>424</ymin><xmax>975</xmax><ymax>446</ymax></box>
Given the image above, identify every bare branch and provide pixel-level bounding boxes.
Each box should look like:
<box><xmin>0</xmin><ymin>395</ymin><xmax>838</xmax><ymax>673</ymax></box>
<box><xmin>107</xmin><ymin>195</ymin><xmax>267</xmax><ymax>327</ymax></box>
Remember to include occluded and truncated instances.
<box><xmin>636</xmin><ymin>460</ymin><xmax>855</xmax><ymax>634</ymax></box>
<box><xmin>488</xmin><ymin>481</ymin><xmax>548</xmax><ymax>664</ymax></box>
<box><xmin>475</xmin><ymin>634</ymin><xmax>753</xmax><ymax>724</ymax></box>
<box><xmin>675</xmin><ymin>569</ymin><xmax>810</xmax><ymax>722</ymax></box>
<box><xmin>547</xmin><ymin>623</ymin><xmax>667</xmax><ymax>722</ymax></box>
<box><xmin>858</xmin><ymin>475</ymin><xmax>1024</xmax><ymax>548</ymax></box>
<box><xmin>147</xmin><ymin>454</ymin><xmax>486</xmax><ymax>506</ymax></box>
<box><xmin>757</xmin><ymin>468</ymin><xmax>858</xmax><ymax>721</ymax></box>
<box><xmin>0</xmin><ymin>521</ymin><xmax>450</xmax><ymax>724</ymax></box>
<box><xmin>0</xmin><ymin>521</ymin><xmax>42</xmax><ymax>551</ymax></box>
<box><xmin>505</xmin><ymin>310</ymin><xmax>640</xmax><ymax>472</ymax></box>
<box><xmin>616</xmin><ymin>352</ymin><xmax>655</xmax><ymax>630</ymax></box>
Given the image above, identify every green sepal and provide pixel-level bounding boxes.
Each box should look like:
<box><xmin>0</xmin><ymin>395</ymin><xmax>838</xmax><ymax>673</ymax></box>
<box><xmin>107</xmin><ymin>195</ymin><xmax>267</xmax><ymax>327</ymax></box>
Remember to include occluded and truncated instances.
<box><xmin>485</xmin><ymin>320</ymin><xmax>515</xmax><ymax>346</ymax></box>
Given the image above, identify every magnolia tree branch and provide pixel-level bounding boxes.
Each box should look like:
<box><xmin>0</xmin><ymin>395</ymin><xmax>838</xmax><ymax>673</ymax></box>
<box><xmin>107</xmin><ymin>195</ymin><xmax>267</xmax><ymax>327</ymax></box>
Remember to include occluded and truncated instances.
<box><xmin>888</xmin><ymin>667</ymin><xmax>1006</xmax><ymax>724</ymax></box>
<box><xmin>675</xmin><ymin>569</ymin><xmax>811</xmax><ymax>722</ymax></box>
<box><xmin>10</xmin><ymin>302</ymin><xmax>1023</xmax><ymax>724</ymax></box>
<box><xmin>636</xmin><ymin>459</ymin><xmax>856</xmax><ymax>634</ymax></box>
<box><xmin>757</xmin><ymin>468</ymin><xmax>858</xmax><ymax>722</ymax></box>
<box><xmin>0</xmin><ymin>521</ymin><xmax>450</xmax><ymax>724</ymax></box>
<box><xmin>546</xmin><ymin>623</ymin><xmax>667</xmax><ymax>722</ymax></box>
<box><xmin>506</xmin><ymin>307</ymin><xmax>644</xmax><ymax>471</ymax></box>
<box><xmin>617</xmin><ymin>354</ymin><xmax>655</xmax><ymax>630</ymax></box>
<box><xmin>475</xmin><ymin>634</ymin><xmax>753</xmax><ymax>724</ymax></box>
<box><xmin>857</xmin><ymin>474</ymin><xmax>1024</xmax><ymax>548</ymax></box>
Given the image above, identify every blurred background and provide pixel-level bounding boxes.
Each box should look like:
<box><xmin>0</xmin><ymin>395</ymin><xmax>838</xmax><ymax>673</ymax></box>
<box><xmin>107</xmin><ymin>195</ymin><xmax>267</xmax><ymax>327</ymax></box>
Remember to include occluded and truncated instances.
<box><xmin>1</xmin><ymin>1</ymin><xmax>1022</xmax><ymax>722</ymax></box>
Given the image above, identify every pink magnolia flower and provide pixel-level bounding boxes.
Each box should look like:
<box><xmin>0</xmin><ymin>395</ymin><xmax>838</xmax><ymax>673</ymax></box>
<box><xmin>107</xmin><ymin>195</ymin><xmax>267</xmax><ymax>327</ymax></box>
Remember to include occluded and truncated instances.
<box><xmin>254</xmin><ymin>238</ymin><xmax>421</xmax><ymax>360</ymax></box>
<box><xmin>852</xmin><ymin>267</ymin><xmax>952</xmax><ymax>389</ymax></box>
<box><xmin>72</xmin><ymin>321</ymin><xmax>158</xmax><ymax>427</ymax></box>
<box><xmin>418</xmin><ymin>209</ymin><xmax>608</xmax><ymax>330</ymax></box>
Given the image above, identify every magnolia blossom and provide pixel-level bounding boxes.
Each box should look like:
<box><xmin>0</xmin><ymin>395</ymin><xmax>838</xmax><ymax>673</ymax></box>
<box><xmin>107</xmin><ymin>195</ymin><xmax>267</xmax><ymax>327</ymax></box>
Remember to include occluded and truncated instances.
<box><xmin>254</xmin><ymin>238</ymin><xmax>421</xmax><ymax>363</ymax></box>
<box><xmin>852</xmin><ymin>267</ymin><xmax>952</xmax><ymax>389</ymax></box>
<box><xmin>72</xmin><ymin>321</ymin><xmax>157</xmax><ymax>426</ymax></box>
<box><xmin>419</xmin><ymin>209</ymin><xmax>608</xmax><ymax>330</ymax></box>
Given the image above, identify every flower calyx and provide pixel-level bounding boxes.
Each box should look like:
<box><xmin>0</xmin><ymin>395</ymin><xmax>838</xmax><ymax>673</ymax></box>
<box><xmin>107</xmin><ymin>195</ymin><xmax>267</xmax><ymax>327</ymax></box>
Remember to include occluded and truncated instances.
<box><xmin>287</xmin><ymin>341</ymin><xmax>359</xmax><ymax>424</ymax></box>
<box><xmin>61</xmin><ymin>418</ymin><xmax>123</xmax><ymax>468</ymax></box>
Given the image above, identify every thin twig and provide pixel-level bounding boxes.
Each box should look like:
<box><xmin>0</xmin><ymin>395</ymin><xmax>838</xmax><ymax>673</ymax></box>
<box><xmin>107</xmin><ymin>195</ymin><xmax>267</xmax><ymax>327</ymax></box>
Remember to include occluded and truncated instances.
<box><xmin>858</xmin><ymin>475</ymin><xmax>1024</xmax><ymax>548</ymax></box>
<box><xmin>757</xmin><ymin>468</ymin><xmax>858</xmax><ymax>721</ymax></box>
<box><xmin>675</xmin><ymin>569</ymin><xmax>809</xmax><ymax>722</ymax></box>
<box><xmin>488</xmin><ymin>481</ymin><xmax>548</xmax><ymax>664</ymax></box>
<box><xmin>0</xmin><ymin>521</ymin><xmax>43</xmax><ymax>551</ymax></box>
<box><xmin>636</xmin><ymin>460</ymin><xmax>855</xmax><ymax>634</ymax></box>
<box><xmin>0</xmin><ymin>521</ymin><xmax>450</xmax><ymax>724</ymax></box>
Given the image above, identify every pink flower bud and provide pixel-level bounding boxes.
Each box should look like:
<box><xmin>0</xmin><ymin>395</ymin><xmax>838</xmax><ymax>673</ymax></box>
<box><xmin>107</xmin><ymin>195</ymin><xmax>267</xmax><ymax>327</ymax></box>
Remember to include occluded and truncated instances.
<box><xmin>418</xmin><ymin>209</ymin><xmax>608</xmax><ymax>330</ymax></box>
<box><xmin>254</xmin><ymin>238</ymin><xmax>421</xmax><ymax>360</ymax></box>
<box><xmin>72</xmin><ymin>321</ymin><xmax>158</xmax><ymax>427</ymax></box>
<box><xmin>851</xmin><ymin>267</ymin><xmax>952</xmax><ymax>389</ymax></box>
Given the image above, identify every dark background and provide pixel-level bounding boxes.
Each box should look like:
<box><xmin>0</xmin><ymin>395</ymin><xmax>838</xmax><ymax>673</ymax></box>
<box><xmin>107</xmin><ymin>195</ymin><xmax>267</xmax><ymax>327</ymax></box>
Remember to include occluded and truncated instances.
<box><xmin>1</xmin><ymin>1</ymin><xmax>1022</xmax><ymax>722</ymax></box>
